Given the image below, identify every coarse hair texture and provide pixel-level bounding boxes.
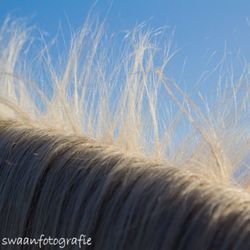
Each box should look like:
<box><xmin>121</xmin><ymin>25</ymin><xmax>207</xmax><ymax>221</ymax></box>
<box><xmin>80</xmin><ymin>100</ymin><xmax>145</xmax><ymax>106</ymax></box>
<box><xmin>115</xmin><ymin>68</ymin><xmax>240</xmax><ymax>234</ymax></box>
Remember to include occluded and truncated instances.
<box><xmin>0</xmin><ymin>16</ymin><xmax>250</xmax><ymax>249</ymax></box>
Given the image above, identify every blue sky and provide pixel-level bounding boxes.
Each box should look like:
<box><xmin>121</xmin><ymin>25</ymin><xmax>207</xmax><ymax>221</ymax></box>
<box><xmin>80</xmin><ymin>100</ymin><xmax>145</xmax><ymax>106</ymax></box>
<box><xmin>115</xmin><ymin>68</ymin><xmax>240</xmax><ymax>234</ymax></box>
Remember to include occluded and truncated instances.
<box><xmin>0</xmin><ymin>0</ymin><xmax>250</xmax><ymax>93</ymax></box>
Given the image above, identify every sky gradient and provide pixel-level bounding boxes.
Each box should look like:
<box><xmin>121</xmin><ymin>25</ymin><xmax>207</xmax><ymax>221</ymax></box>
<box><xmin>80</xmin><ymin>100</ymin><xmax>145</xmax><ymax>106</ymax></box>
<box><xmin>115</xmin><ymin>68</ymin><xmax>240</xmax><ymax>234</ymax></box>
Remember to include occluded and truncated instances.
<box><xmin>0</xmin><ymin>0</ymin><xmax>250</xmax><ymax>92</ymax></box>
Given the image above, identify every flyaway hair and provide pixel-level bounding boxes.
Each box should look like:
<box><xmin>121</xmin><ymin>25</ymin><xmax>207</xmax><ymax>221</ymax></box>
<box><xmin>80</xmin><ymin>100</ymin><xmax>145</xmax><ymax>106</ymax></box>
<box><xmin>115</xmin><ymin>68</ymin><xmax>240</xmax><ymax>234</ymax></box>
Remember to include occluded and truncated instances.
<box><xmin>0</xmin><ymin>17</ymin><xmax>250</xmax><ymax>249</ymax></box>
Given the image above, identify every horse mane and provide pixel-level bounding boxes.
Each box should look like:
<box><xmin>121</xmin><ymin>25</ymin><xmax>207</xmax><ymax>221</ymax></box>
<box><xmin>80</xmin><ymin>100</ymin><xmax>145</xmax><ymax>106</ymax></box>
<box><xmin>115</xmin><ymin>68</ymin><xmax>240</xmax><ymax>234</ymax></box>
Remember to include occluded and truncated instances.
<box><xmin>0</xmin><ymin>17</ymin><xmax>250</xmax><ymax>249</ymax></box>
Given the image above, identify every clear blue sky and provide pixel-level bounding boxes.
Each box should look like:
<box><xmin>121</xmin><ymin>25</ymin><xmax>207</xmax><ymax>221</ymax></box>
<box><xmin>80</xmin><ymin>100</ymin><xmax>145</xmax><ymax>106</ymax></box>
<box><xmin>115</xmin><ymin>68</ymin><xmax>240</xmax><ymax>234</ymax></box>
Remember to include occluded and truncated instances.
<box><xmin>0</xmin><ymin>0</ymin><xmax>250</xmax><ymax>92</ymax></box>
